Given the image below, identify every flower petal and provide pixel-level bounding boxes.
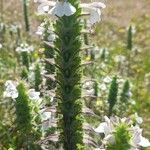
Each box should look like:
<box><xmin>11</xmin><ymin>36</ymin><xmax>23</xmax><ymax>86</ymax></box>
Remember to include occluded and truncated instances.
<box><xmin>139</xmin><ymin>137</ymin><xmax>150</xmax><ymax>147</ymax></box>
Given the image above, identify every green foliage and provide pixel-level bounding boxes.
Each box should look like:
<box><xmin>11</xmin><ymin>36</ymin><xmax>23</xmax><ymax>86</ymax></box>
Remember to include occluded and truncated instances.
<box><xmin>83</xmin><ymin>20</ymin><xmax>89</xmax><ymax>56</ymax></box>
<box><xmin>54</xmin><ymin>0</ymin><xmax>83</xmax><ymax>149</ymax></box>
<box><xmin>93</xmin><ymin>81</ymin><xmax>98</xmax><ymax>97</ymax></box>
<box><xmin>83</xmin><ymin>20</ymin><xmax>89</xmax><ymax>46</ymax></box>
<box><xmin>21</xmin><ymin>51</ymin><xmax>30</xmax><ymax>70</ymax></box>
<box><xmin>106</xmin><ymin>124</ymin><xmax>131</xmax><ymax>150</ymax></box>
<box><xmin>21</xmin><ymin>66</ymin><xmax>28</xmax><ymax>80</ymax></box>
<box><xmin>34</xmin><ymin>63</ymin><xmax>42</xmax><ymax>91</ymax></box>
<box><xmin>118</xmin><ymin>80</ymin><xmax>131</xmax><ymax>117</ymax></box>
<box><xmin>0</xmin><ymin>123</ymin><xmax>15</xmax><ymax>149</ymax></box>
<box><xmin>90</xmin><ymin>49</ymin><xmax>95</xmax><ymax>61</ymax></box>
<box><xmin>101</xmin><ymin>48</ymin><xmax>107</xmax><ymax>60</ymax></box>
<box><xmin>127</xmin><ymin>25</ymin><xmax>132</xmax><ymax>50</ymax></box>
<box><xmin>43</xmin><ymin>21</ymin><xmax>55</xmax><ymax>90</ymax></box>
<box><xmin>120</xmin><ymin>80</ymin><xmax>130</xmax><ymax>103</ymax></box>
<box><xmin>108</xmin><ymin>76</ymin><xmax>118</xmax><ymax>116</ymax></box>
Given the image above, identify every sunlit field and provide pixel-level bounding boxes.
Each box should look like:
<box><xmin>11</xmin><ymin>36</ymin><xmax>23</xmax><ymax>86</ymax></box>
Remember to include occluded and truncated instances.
<box><xmin>0</xmin><ymin>0</ymin><xmax>150</xmax><ymax>149</ymax></box>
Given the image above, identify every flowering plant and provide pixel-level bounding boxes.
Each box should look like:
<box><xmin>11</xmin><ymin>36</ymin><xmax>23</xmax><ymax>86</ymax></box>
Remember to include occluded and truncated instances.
<box><xmin>94</xmin><ymin>116</ymin><xmax>150</xmax><ymax>150</ymax></box>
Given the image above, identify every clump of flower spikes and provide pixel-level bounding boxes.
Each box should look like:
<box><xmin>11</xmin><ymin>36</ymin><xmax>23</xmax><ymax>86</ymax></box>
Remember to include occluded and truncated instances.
<box><xmin>94</xmin><ymin>115</ymin><xmax>150</xmax><ymax>150</ymax></box>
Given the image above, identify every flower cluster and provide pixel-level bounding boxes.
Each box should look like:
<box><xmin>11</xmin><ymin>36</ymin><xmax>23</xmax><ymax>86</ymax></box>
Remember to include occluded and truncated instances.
<box><xmin>3</xmin><ymin>80</ymin><xmax>40</xmax><ymax>101</ymax></box>
<box><xmin>36</xmin><ymin>20</ymin><xmax>55</xmax><ymax>42</ymax></box>
<box><xmin>3</xmin><ymin>80</ymin><xmax>18</xmax><ymax>99</ymax></box>
<box><xmin>94</xmin><ymin>116</ymin><xmax>150</xmax><ymax>150</ymax></box>
<box><xmin>49</xmin><ymin>0</ymin><xmax>76</xmax><ymax>17</ymax></box>
<box><xmin>28</xmin><ymin>89</ymin><xmax>40</xmax><ymax>100</ymax></box>
<box><xmin>16</xmin><ymin>42</ymin><xmax>34</xmax><ymax>53</ymax></box>
<box><xmin>40</xmin><ymin>110</ymin><xmax>53</xmax><ymax>131</ymax></box>
<box><xmin>34</xmin><ymin>0</ymin><xmax>106</xmax><ymax>26</ymax></box>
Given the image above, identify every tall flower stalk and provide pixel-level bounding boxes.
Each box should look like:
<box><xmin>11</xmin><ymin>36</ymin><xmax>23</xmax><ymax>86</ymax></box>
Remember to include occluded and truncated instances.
<box><xmin>22</xmin><ymin>0</ymin><xmax>30</xmax><ymax>32</ymax></box>
<box><xmin>21</xmin><ymin>51</ymin><xmax>30</xmax><ymax>70</ymax></box>
<box><xmin>53</xmin><ymin>1</ymin><xmax>83</xmax><ymax>149</ymax></box>
<box><xmin>107</xmin><ymin>76</ymin><xmax>118</xmax><ymax>117</ymax></box>
<box><xmin>15</xmin><ymin>83</ymin><xmax>41</xmax><ymax>149</ymax></box>
<box><xmin>127</xmin><ymin>25</ymin><xmax>132</xmax><ymax>50</ymax></box>
<box><xmin>0</xmin><ymin>0</ymin><xmax>3</xmax><ymax>21</ymax></box>
<box><xmin>34</xmin><ymin>63</ymin><xmax>42</xmax><ymax>91</ymax></box>
<box><xmin>15</xmin><ymin>83</ymin><xmax>32</xmax><ymax>149</ymax></box>
<box><xmin>35</xmin><ymin>0</ymin><xmax>106</xmax><ymax>149</ymax></box>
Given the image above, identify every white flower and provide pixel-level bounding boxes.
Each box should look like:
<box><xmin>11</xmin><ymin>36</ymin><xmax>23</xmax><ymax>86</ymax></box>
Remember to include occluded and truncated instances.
<box><xmin>134</xmin><ymin>113</ymin><xmax>143</xmax><ymax>124</ymax></box>
<box><xmin>83</xmin><ymin>81</ymin><xmax>95</xmax><ymax>96</ymax></box>
<box><xmin>0</xmin><ymin>43</ymin><xmax>2</xmax><ymax>49</ymax></box>
<box><xmin>114</xmin><ymin>55</ymin><xmax>126</xmax><ymax>63</ymax></box>
<box><xmin>94</xmin><ymin>116</ymin><xmax>113</xmax><ymax>136</ymax></box>
<box><xmin>36</xmin><ymin>22</ymin><xmax>55</xmax><ymax>42</ymax></box>
<box><xmin>95</xmin><ymin>148</ymin><xmax>105</xmax><ymax>150</ymax></box>
<box><xmin>47</xmin><ymin>32</ymin><xmax>55</xmax><ymax>42</ymax></box>
<box><xmin>35</xmin><ymin>0</ymin><xmax>55</xmax><ymax>14</ymax></box>
<box><xmin>41</xmin><ymin>111</ymin><xmax>51</xmax><ymax>121</ymax></box>
<box><xmin>40</xmin><ymin>110</ymin><xmax>53</xmax><ymax>130</ymax></box>
<box><xmin>99</xmin><ymin>83</ymin><xmax>107</xmax><ymax>91</ymax></box>
<box><xmin>81</xmin><ymin>2</ymin><xmax>106</xmax><ymax>25</ymax></box>
<box><xmin>36</xmin><ymin>25</ymin><xmax>45</xmax><ymax>35</ymax></box>
<box><xmin>131</xmin><ymin>100</ymin><xmax>136</xmax><ymax>105</ymax></box>
<box><xmin>103</xmin><ymin>76</ymin><xmax>112</xmax><ymax>83</ymax></box>
<box><xmin>95</xmin><ymin>122</ymin><xmax>108</xmax><ymax>133</ymax></box>
<box><xmin>130</xmin><ymin>126</ymin><xmax>150</xmax><ymax>148</ymax></box>
<box><xmin>49</xmin><ymin>1</ymin><xmax>76</xmax><ymax>17</ymax></box>
<box><xmin>28</xmin><ymin>89</ymin><xmax>40</xmax><ymax>100</ymax></box>
<box><xmin>3</xmin><ymin>80</ymin><xmax>18</xmax><ymax>99</ymax></box>
<box><xmin>103</xmin><ymin>134</ymin><xmax>115</xmax><ymax>145</ymax></box>
<box><xmin>144</xmin><ymin>72</ymin><xmax>150</xmax><ymax>86</ymax></box>
<box><xmin>139</xmin><ymin>137</ymin><xmax>150</xmax><ymax>147</ymax></box>
<box><xmin>95</xmin><ymin>116</ymin><xmax>150</xmax><ymax>149</ymax></box>
<box><xmin>3</xmin><ymin>90</ymin><xmax>18</xmax><ymax>99</ymax></box>
<box><xmin>35</xmin><ymin>1</ymin><xmax>106</xmax><ymax>25</ymax></box>
<box><xmin>38</xmin><ymin>2</ymin><xmax>51</xmax><ymax>14</ymax></box>
<box><xmin>16</xmin><ymin>43</ymin><xmax>34</xmax><ymax>53</ymax></box>
<box><xmin>126</xmin><ymin>91</ymin><xmax>132</xmax><ymax>97</ymax></box>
